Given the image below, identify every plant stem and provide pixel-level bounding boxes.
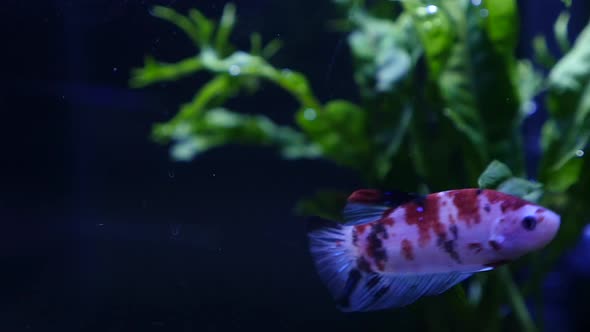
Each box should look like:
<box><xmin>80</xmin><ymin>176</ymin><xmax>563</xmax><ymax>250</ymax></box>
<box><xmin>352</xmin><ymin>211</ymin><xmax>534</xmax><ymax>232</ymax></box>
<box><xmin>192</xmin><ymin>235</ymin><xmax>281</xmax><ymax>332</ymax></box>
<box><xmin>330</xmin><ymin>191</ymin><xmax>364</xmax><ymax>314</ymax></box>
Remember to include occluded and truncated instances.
<box><xmin>498</xmin><ymin>267</ymin><xmax>537</xmax><ymax>332</ymax></box>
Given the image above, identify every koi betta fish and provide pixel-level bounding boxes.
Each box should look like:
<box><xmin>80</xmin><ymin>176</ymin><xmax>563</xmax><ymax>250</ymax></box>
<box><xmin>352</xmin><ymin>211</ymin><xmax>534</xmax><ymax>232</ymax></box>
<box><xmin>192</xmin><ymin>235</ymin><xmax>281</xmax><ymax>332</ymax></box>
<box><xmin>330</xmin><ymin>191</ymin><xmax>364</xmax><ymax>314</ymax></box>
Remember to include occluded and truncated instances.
<box><xmin>306</xmin><ymin>188</ymin><xmax>560</xmax><ymax>312</ymax></box>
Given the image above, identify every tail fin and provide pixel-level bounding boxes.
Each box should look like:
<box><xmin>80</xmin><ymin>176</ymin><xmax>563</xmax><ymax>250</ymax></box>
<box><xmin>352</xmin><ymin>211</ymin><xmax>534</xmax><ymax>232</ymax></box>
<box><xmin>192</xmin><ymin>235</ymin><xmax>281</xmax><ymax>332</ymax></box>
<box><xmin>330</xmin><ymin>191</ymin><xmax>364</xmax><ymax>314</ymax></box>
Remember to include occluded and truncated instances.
<box><xmin>306</xmin><ymin>217</ymin><xmax>359</xmax><ymax>310</ymax></box>
<box><xmin>306</xmin><ymin>217</ymin><xmax>474</xmax><ymax>312</ymax></box>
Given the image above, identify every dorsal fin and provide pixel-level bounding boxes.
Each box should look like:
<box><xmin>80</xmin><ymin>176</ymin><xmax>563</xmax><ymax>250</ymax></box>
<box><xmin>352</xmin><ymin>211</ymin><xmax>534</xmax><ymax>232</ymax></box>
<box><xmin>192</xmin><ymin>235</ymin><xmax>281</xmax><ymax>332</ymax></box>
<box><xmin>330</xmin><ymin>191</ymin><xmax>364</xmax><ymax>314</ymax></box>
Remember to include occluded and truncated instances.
<box><xmin>343</xmin><ymin>189</ymin><xmax>425</xmax><ymax>225</ymax></box>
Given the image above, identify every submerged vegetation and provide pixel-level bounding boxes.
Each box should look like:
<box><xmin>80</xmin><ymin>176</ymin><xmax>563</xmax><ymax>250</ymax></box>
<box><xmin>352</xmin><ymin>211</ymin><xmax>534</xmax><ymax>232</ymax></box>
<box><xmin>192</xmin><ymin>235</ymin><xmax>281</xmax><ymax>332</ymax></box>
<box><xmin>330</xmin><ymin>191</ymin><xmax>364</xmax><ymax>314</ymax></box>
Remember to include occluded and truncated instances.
<box><xmin>131</xmin><ymin>0</ymin><xmax>589</xmax><ymax>331</ymax></box>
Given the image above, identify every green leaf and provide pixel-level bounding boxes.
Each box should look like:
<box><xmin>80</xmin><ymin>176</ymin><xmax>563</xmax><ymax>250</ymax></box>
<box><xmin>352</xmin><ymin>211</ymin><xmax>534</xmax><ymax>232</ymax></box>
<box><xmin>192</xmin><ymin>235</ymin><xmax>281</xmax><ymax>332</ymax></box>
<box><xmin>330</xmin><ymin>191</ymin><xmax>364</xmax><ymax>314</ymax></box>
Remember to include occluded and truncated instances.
<box><xmin>554</xmin><ymin>12</ymin><xmax>571</xmax><ymax>54</ymax></box>
<box><xmin>541</xmin><ymin>20</ymin><xmax>590</xmax><ymax>191</ymax></box>
<box><xmin>375</xmin><ymin>48</ymin><xmax>412</xmax><ymax>92</ymax></box>
<box><xmin>403</xmin><ymin>1</ymin><xmax>454</xmax><ymax>77</ymax></box>
<box><xmin>516</xmin><ymin>60</ymin><xmax>544</xmax><ymax>121</ymax></box>
<box><xmin>151</xmin><ymin>76</ymin><xmax>235</xmax><ymax>138</ymax></box>
<box><xmin>478</xmin><ymin>162</ymin><xmax>543</xmax><ymax>202</ymax></box>
<box><xmin>496</xmin><ymin>178</ymin><xmax>543</xmax><ymax>203</ymax></box>
<box><xmin>484</xmin><ymin>0</ymin><xmax>519</xmax><ymax>55</ymax></box>
<box><xmin>437</xmin><ymin>0</ymin><xmax>521</xmax><ymax>172</ymax></box>
<box><xmin>295</xmin><ymin>100</ymin><xmax>371</xmax><ymax>170</ymax></box>
<box><xmin>249</xmin><ymin>33</ymin><xmax>262</xmax><ymax>55</ymax></box>
<box><xmin>547</xmin><ymin>22</ymin><xmax>590</xmax><ymax>99</ymax></box>
<box><xmin>188</xmin><ymin>8</ymin><xmax>214</xmax><ymax>46</ymax></box>
<box><xmin>348</xmin><ymin>11</ymin><xmax>421</xmax><ymax>96</ymax></box>
<box><xmin>151</xmin><ymin>6</ymin><xmax>203</xmax><ymax>48</ymax></box>
<box><xmin>543</xmin><ymin>157</ymin><xmax>583</xmax><ymax>193</ymax></box>
<box><xmin>497</xmin><ymin>267</ymin><xmax>538</xmax><ymax>332</ymax></box>
<box><xmin>157</xmin><ymin>108</ymin><xmax>320</xmax><ymax>161</ymax></box>
<box><xmin>130</xmin><ymin>56</ymin><xmax>203</xmax><ymax>88</ymax></box>
<box><xmin>375</xmin><ymin>104</ymin><xmax>413</xmax><ymax>180</ymax></box>
<box><xmin>261</xmin><ymin>39</ymin><xmax>283</xmax><ymax>59</ymax></box>
<box><xmin>214</xmin><ymin>3</ymin><xmax>237</xmax><ymax>55</ymax></box>
<box><xmin>478</xmin><ymin>160</ymin><xmax>513</xmax><ymax>189</ymax></box>
<box><xmin>533</xmin><ymin>35</ymin><xmax>557</xmax><ymax>68</ymax></box>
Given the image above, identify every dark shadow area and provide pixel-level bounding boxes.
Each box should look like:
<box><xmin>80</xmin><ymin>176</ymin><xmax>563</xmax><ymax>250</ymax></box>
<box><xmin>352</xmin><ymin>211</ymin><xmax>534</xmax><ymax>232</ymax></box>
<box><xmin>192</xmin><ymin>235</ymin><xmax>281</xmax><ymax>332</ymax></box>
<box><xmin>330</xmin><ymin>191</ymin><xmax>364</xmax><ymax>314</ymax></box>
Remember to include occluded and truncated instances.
<box><xmin>1</xmin><ymin>1</ymin><xmax>589</xmax><ymax>331</ymax></box>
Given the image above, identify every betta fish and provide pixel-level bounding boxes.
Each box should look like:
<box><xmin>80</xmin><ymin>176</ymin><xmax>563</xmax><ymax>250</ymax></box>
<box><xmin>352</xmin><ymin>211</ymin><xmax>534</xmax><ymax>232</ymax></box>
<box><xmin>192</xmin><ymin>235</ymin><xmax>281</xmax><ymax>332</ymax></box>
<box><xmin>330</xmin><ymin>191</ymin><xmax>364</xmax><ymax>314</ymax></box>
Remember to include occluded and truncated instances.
<box><xmin>306</xmin><ymin>188</ymin><xmax>560</xmax><ymax>312</ymax></box>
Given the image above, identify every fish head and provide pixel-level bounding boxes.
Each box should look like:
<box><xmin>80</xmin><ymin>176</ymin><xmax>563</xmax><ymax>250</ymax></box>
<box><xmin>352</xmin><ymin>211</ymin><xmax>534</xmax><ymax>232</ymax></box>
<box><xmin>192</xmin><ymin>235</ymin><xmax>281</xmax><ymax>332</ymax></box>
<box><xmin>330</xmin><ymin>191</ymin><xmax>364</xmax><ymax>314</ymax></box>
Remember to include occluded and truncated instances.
<box><xmin>489</xmin><ymin>203</ymin><xmax>561</xmax><ymax>259</ymax></box>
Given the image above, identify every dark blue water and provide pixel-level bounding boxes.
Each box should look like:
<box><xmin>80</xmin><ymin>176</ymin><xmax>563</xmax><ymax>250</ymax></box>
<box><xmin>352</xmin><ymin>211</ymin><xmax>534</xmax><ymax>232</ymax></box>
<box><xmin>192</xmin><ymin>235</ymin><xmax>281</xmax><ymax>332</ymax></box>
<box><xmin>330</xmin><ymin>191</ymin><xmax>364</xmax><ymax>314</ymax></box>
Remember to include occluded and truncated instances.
<box><xmin>1</xmin><ymin>1</ymin><xmax>589</xmax><ymax>331</ymax></box>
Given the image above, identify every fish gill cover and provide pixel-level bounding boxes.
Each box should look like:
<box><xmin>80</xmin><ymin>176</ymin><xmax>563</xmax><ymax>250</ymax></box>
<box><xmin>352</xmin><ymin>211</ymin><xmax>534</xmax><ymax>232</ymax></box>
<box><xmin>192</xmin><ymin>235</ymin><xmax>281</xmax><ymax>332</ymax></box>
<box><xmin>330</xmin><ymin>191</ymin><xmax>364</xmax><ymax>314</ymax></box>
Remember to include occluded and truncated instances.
<box><xmin>130</xmin><ymin>0</ymin><xmax>589</xmax><ymax>331</ymax></box>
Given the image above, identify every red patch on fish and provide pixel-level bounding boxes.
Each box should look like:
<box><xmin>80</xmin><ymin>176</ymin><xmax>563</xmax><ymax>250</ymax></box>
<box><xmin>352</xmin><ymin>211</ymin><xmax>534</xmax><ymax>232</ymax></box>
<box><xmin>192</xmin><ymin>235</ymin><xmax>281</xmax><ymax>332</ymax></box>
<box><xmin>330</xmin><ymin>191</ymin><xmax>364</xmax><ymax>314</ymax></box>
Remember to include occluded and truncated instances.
<box><xmin>468</xmin><ymin>242</ymin><xmax>483</xmax><ymax>254</ymax></box>
<box><xmin>485</xmin><ymin>190</ymin><xmax>529</xmax><ymax>212</ymax></box>
<box><xmin>452</xmin><ymin>189</ymin><xmax>481</xmax><ymax>226</ymax></box>
<box><xmin>355</xmin><ymin>224</ymin><xmax>370</xmax><ymax>234</ymax></box>
<box><xmin>484</xmin><ymin>190</ymin><xmax>504</xmax><ymax>203</ymax></box>
<box><xmin>401</xmin><ymin>239</ymin><xmax>414</xmax><ymax>261</ymax></box>
<box><xmin>348</xmin><ymin>189</ymin><xmax>382</xmax><ymax>204</ymax></box>
<box><xmin>404</xmin><ymin>195</ymin><xmax>444</xmax><ymax>247</ymax></box>
<box><xmin>381</xmin><ymin>216</ymin><xmax>395</xmax><ymax>226</ymax></box>
<box><xmin>500</xmin><ymin>199</ymin><xmax>528</xmax><ymax>213</ymax></box>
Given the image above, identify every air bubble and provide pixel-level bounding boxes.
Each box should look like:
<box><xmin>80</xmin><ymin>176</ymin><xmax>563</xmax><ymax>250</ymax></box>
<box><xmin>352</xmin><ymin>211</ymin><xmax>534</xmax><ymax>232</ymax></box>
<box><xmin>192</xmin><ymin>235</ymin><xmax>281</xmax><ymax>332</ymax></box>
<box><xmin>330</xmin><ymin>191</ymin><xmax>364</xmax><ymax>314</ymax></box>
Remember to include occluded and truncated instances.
<box><xmin>480</xmin><ymin>9</ymin><xmax>489</xmax><ymax>18</ymax></box>
<box><xmin>229</xmin><ymin>65</ymin><xmax>241</xmax><ymax>76</ymax></box>
<box><xmin>303</xmin><ymin>108</ymin><xmax>317</xmax><ymax>120</ymax></box>
<box><xmin>425</xmin><ymin>5</ymin><xmax>438</xmax><ymax>14</ymax></box>
<box><xmin>575</xmin><ymin>150</ymin><xmax>585</xmax><ymax>157</ymax></box>
<box><xmin>471</xmin><ymin>0</ymin><xmax>482</xmax><ymax>6</ymax></box>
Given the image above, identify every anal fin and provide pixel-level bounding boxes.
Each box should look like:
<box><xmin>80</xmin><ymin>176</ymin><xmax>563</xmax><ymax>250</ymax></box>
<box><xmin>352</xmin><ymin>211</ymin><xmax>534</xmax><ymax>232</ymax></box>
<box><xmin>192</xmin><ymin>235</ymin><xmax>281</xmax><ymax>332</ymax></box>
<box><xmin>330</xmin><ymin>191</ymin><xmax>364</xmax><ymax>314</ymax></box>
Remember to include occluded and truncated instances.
<box><xmin>340</xmin><ymin>271</ymin><xmax>474</xmax><ymax>312</ymax></box>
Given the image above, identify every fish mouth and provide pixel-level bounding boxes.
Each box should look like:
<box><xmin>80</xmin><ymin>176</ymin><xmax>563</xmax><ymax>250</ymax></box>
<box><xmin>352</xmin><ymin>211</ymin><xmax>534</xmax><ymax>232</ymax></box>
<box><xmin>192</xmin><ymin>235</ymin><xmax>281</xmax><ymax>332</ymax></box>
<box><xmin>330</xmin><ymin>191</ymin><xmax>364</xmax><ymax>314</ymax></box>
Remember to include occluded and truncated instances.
<box><xmin>538</xmin><ymin>210</ymin><xmax>561</xmax><ymax>247</ymax></box>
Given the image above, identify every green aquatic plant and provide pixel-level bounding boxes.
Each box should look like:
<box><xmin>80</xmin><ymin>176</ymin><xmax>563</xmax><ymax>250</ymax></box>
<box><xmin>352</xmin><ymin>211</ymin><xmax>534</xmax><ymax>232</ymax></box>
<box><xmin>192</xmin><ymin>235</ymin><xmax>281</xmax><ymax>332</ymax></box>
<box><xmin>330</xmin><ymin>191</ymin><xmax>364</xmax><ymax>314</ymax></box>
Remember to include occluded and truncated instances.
<box><xmin>131</xmin><ymin>1</ymin><xmax>589</xmax><ymax>331</ymax></box>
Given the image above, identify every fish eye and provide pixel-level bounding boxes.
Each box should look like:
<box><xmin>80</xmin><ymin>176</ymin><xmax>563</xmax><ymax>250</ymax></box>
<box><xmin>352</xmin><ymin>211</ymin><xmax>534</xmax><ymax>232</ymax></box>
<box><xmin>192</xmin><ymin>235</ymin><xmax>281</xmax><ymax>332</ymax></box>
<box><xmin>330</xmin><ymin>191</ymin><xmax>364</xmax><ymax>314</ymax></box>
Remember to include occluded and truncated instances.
<box><xmin>521</xmin><ymin>216</ymin><xmax>537</xmax><ymax>231</ymax></box>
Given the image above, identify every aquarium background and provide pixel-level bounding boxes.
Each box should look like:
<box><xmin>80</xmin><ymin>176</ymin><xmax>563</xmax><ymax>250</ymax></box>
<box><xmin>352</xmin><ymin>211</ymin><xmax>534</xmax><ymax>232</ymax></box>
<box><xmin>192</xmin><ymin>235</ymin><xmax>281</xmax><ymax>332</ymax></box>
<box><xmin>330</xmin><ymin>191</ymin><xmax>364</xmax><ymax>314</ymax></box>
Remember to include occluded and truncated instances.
<box><xmin>1</xmin><ymin>1</ymin><xmax>590</xmax><ymax>331</ymax></box>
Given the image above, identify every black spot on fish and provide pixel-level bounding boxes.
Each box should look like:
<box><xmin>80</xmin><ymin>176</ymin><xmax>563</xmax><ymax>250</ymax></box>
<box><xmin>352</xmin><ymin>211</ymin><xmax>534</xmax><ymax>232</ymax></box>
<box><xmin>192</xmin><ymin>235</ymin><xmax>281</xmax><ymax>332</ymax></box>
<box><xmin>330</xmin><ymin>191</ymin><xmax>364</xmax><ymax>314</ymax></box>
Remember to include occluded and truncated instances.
<box><xmin>450</xmin><ymin>224</ymin><xmax>458</xmax><ymax>239</ymax></box>
<box><xmin>489</xmin><ymin>240</ymin><xmax>502</xmax><ymax>251</ymax></box>
<box><xmin>367</xmin><ymin>223</ymin><xmax>388</xmax><ymax>269</ymax></box>
<box><xmin>476</xmin><ymin>189</ymin><xmax>483</xmax><ymax>196</ymax></box>
<box><xmin>357</xmin><ymin>257</ymin><xmax>372</xmax><ymax>272</ymax></box>
<box><xmin>437</xmin><ymin>225</ymin><xmax>462</xmax><ymax>264</ymax></box>
<box><xmin>484</xmin><ymin>205</ymin><xmax>491</xmax><ymax>213</ymax></box>
<box><xmin>374</xmin><ymin>223</ymin><xmax>388</xmax><ymax>239</ymax></box>
<box><xmin>381</xmin><ymin>190</ymin><xmax>424</xmax><ymax>207</ymax></box>
<box><xmin>413</xmin><ymin>195</ymin><xmax>426</xmax><ymax>208</ymax></box>
<box><xmin>443</xmin><ymin>239</ymin><xmax>462</xmax><ymax>264</ymax></box>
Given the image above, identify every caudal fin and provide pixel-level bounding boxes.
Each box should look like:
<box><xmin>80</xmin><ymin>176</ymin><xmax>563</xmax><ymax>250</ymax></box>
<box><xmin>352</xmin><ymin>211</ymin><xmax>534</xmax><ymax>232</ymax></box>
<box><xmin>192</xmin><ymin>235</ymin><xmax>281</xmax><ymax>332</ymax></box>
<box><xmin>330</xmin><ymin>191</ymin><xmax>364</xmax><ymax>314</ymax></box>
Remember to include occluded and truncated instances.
<box><xmin>306</xmin><ymin>217</ymin><xmax>360</xmax><ymax>310</ymax></box>
<box><xmin>306</xmin><ymin>216</ymin><xmax>474</xmax><ymax>312</ymax></box>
